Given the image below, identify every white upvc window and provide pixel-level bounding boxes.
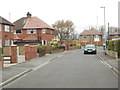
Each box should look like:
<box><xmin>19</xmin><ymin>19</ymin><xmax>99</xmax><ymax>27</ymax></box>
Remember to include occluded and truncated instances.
<box><xmin>42</xmin><ymin>29</ymin><xmax>46</xmax><ymax>34</ymax></box>
<box><xmin>0</xmin><ymin>24</ymin><xmax>1</xmax><ymax>31</ymax></box>
<box><xmin>5</xmin><ymin>40</ymin><xmax>10</xmax><ymax>46</ymax></box>
<box><xmin>5</xmin><ymin>25</ymin><xmax>10</xmax><ymax>32</ymax></box>
<box><xmin>27</xmin><ymin>29</ymin><xmax>36</xmax><ymax>34</ymax></box>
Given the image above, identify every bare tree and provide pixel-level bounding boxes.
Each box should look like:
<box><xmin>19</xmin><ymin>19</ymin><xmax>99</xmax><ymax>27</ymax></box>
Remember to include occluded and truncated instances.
<box><xmin>52</xmin><ymin>20</ymin><xmax>75</xmax><ymax>43</ymax></box>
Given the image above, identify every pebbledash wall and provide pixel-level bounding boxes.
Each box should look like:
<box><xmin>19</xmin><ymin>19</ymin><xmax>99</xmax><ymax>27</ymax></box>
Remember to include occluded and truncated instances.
<box><xmin>1</xmin><ymin>44</ymin><xmax>37</xmax><ymax>67</ymax></box>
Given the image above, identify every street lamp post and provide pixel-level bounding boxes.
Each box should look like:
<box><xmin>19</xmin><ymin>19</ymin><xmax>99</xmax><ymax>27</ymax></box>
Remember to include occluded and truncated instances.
<box><xmin>100</xmin><ymin>6</ymin><xmax>106</xmax><ymax>44</ymax></box>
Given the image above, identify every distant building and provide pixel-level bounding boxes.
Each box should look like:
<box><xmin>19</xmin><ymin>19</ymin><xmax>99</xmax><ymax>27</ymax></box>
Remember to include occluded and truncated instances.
<box><xmin>80</xmin><ymin>30</ymin><xmax>103</xmax><ymax>43</ymax></box>
<box><xmin>0</xmin><ymin>16</ymin><xmax>14</xmax><ymax>47</ymax></box>
<box><xmin>13</xmin><ymin>12</ymin><xmax>55</xmax><ymax>45</ymax></box>
<box><xmin>107</xmin><ymin>27</ymin><xmax>120</xmax><ymax>40</ymax></box>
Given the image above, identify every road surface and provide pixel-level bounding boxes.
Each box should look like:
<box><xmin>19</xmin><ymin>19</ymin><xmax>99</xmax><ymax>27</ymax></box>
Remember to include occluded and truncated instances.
<box><xmin>3</xmin><ymin>48</ymin><xmax>118</xmax><ymax>88</ymax></box>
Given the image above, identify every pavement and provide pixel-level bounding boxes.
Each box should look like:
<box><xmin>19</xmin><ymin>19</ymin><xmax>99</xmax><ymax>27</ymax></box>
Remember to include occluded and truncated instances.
<box><xmin>0</xmin><ymin>47</ymin><xmax>119</xmax><ymax>88</ymax></box>
<box><xmin>97</xmin><ymin>49</ymin><xmax>120</xmax><ymax>78</ymax></box>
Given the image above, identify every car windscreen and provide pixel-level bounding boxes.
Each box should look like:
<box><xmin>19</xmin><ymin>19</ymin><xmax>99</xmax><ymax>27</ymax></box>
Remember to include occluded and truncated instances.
<box><xmin>85</xmin><ymin>45</ymin><xmax>95</xmax><ymax>48</ymax></box>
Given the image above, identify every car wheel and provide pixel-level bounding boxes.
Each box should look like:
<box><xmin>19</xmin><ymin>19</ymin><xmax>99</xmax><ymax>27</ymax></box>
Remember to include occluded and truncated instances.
<box><xmin>94</xmin><ymin>51</ymin><xmax>96</xmax><ymax>54</ymax></box>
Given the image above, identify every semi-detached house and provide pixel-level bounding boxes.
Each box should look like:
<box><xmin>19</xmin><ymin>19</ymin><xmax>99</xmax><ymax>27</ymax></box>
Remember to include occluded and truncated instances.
<box><xmin>0</xmin><ymin>16</ymin><xmax>14</xmax><ymax>47</ymax></box>
<box><xmin>13</xmin><ymin>12</ymin><xmax>55</xmax><ymax>45</ymax></box>
<box><xmin>80</xmin><ymin>30</ymin><xmax>103</xmax><ymax>43</ymax></box>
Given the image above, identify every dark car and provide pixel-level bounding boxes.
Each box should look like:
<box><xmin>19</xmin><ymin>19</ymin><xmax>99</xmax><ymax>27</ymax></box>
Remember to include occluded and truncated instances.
<box><xmin>84</xmin><ymin>44</ymin><xmax>97</xmax><ymax>54</ymax></box>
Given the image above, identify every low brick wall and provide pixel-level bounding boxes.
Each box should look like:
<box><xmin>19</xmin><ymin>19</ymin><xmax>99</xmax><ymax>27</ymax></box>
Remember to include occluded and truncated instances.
<box><xmin>51</xmin><ymin>49</ymin><xmax>64</xmax><ymax>53</ymax></box>
<box><xmin>69</xmin><ymin>46</ymin><xmax>79</xmax><ymax>50</ymax></box>
<box><xmin>106</xmin><ymin>50</ymin><xmax>119</xmax><ymax>59</ymax></box>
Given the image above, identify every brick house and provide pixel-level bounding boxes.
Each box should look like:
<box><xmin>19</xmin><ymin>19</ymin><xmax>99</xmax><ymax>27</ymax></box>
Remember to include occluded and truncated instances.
<box><xmin>13</xmin><ymin>12</ymin><xmax>55</xmax><ymax>45</ymax></box>
<box><xmin>107</xmin><ymin>27</ymin><xmax>120</xmax><ymax>40</ymax></box>
<box><xmin>0</xmin><ymin>16</ymin><xmax>14</xmax><ymax>47</ymax></box>
<box><xmin>79</xmin><ymin>30</ymin><xmax>103</xmax><ymax>45</ymax></box>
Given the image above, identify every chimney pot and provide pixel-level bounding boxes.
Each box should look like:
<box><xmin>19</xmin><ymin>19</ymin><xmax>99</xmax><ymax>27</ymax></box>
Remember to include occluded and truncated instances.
<box><xmin>27</xmin><ymin>12</ymin><xmax>32</xmax><ymax>18</ymax></box>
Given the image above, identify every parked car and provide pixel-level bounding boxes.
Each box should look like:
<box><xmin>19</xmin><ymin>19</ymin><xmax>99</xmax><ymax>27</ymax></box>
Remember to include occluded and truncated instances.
<box><xmin>84</xmin><ymin>44</ymin><xmax>97</xmax><ymax>54</ymax></box>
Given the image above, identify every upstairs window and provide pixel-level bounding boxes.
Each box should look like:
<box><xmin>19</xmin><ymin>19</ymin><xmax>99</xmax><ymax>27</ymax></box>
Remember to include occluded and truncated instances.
<box><xmin>42</xmin><ymin>29</ymin><xmax>46</xmax><ymax>34</ymax></box>
<box><xmin>5</xmin><ymin>25</ymin><xmax>10</xmax><ymax>32</ymax></box>
<box><xmin>27</xmin><ymin>29</ymin><xmax>36</xmax><ymax>34</ymax></box>
<box><xmin>14</xmin><ymin>30</ymin><xmax>22</xmax><ymax>34</ymax></box>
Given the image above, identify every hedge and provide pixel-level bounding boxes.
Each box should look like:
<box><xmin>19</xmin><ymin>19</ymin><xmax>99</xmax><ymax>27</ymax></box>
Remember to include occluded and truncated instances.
<box><xmin>106</xmin><ymin>40</ymin><xmax>120</xmax><ymax>53</ymax></box>
<box><xmin>114</xmin><ymin>40</ymin><xmax>120</xmax><ymax>53</ymax></box>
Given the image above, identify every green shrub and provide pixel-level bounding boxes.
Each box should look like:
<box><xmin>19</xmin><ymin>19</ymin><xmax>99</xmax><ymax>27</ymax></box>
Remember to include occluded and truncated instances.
<box><xmin>52</xmin><ymin>44</ymin><xmax>59</xmax><ymax>50</ymax></box>
<box><xmin>45</xmin><ymin>44</ymin><xmax>53</xmax><ymax>54</ymax></box>
<box><xmin>114</xmin><ymin>40</ymin><xmax>120</xmax><ymax>53</ymax></box>
<box><xmin>106</xmin><ymin>40</ymin><xmax>111</xmax><ymax>50</ymax></box>
<box><xmin>107</xmin><ymin>40</ymin><xmax>120</xmax><ymax>53</ymax></box>
<box><xmin>69</xmin><ymin>44</ymin><xmax>75</xmax><ymax>46</ymax></box>
<box><xmin>37</xmin><ymin>45</ymin><xmax>45</xmax><ymax>52</ymax></box>
<box><xmin>38</xmin><ymin>45</ymin><xmax>46</xmax><ymax>57</ymax></box>
<box><xmin>70</xmin><ymin>44</ymin><xmax>73</xmax><ymax>46</ymax></box>
<box><xmin>110</xmin><ymin>40</ymin><xmax>115</xmax><ymax>51</ymax></box>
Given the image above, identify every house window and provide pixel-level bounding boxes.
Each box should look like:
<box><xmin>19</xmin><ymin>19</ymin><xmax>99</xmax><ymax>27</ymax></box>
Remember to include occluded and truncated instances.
<box><xmin>42</xmin><ymin>29</ymin><xmax>46</xmax><ymax>34</ymax></box>
<box><xmin>5</xmin><ymin>25</ymin><xmax>10</xmax><ymax>32</ymax></box>
<box><xmin>0</xmin><ymin>24</ymin><xmax>1</xmax><ymax>31</ymax></box>
<box><xmin>14</xmin><ymin>30</ymin><xmax>22</xmax><ymax>34</ymax></box>
<box><xmin>50</xmin><ymin>31</ymin><xmax>52</xmax><ymax>34</ymax></box>
<box><xmin>5</xmin><ymin>40</ymin><xmax>10</xmax><ymax>46</ymax></box>
<box><xmin>95</xmin><ymin>35</ymin><xmax>99</xmax><ymax>38</ymax></box>
<box><xmin>27</xmin><ymin>29</ymin><xmax>36</xmax><ymax>34</ymax></box>
<box><xmin>83</xmin><ymin>35</ymin><xmax>86</xmax><ymax>38</ymax></box>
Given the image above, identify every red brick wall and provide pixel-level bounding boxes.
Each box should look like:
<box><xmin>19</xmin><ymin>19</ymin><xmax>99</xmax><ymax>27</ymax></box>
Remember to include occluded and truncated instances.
<box><xmin>11</xmin><ymin>46</ymin><xmax>17</xmax><ymax>63</ymax></box>
<box><xmin>3</xmin><ymin>45</ymin><xmax>37</xmax><ymax>64</ymax></box>
<box><xmin>14</xmin><ymin>28</ymin><xmax>54</xmax><ymax>45</ymax></box>
<box><xmin>42</xmin><ymin>34</ymin><xmax>54</xmax><ymax>43</ymax></box>
<box><xmin>24</xmin><ymin>45</ymin><xmax>37</xmax><ymax>60</ymax></box>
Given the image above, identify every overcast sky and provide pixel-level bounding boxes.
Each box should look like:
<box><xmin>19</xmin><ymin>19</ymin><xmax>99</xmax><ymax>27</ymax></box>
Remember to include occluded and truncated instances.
<box><xmin>0</xmin><ymin>0</ymin><xmax>119</xmax><ymax>33</ymax></box>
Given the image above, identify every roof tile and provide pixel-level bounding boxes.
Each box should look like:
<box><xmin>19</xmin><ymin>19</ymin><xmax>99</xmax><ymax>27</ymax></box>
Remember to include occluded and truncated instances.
<box><xmin>80</xmin><ymin>30</ymin><xmax>102</xmax><ymax>35</ymax></box>
<box><xmin>0</xmin><ymin>16</ymin><xmax>14</xmax><ymax>26</ymax></box>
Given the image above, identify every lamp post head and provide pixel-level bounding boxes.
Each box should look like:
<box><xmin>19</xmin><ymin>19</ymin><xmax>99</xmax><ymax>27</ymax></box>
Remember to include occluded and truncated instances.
<box><xmin>100</xmin><ymin>6</ymin><xmax>105</xmax><ymax>8</ymax></box>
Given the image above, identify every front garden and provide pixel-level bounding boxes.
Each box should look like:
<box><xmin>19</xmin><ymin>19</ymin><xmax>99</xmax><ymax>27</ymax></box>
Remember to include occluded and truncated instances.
<box><xmin>37</xmin><ymin>43</ymin><xmax>80</xmax><ymax>57</ymax></box>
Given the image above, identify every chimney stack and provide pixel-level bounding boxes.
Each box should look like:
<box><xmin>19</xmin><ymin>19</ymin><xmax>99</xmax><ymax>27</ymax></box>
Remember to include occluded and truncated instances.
<box><xmin>27</xmin><ymin>12</ymin><xmax>32</xmax><ymax>18</ymax></box>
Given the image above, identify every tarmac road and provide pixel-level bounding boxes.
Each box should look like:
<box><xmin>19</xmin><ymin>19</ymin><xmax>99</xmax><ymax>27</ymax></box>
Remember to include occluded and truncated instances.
<box><xmin>3</xmin><ymin>49</ymin><xmax>118</xmax><ymax>88</ymax></box>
